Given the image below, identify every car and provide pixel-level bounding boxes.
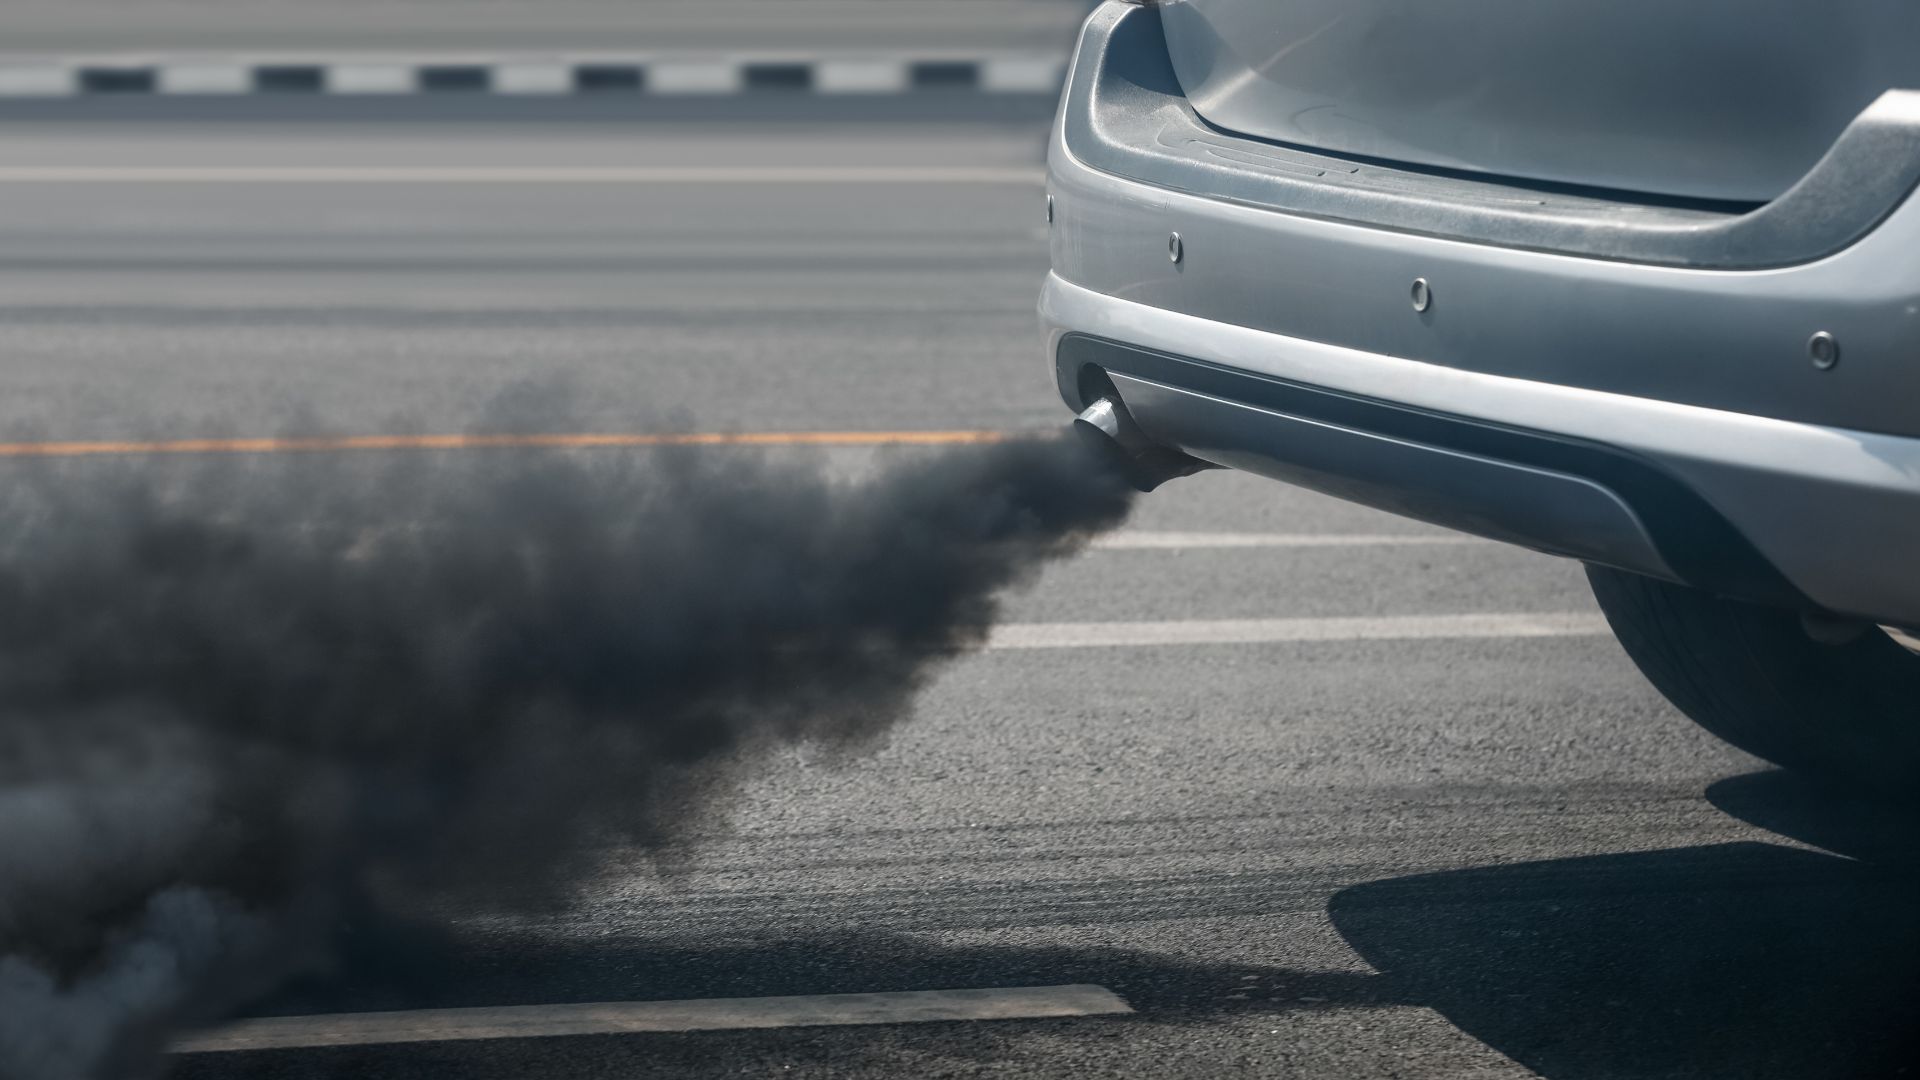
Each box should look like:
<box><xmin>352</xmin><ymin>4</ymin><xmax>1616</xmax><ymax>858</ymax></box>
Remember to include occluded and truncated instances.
<box><xmin>1049</xmin><ymin>0</ymin><xmax>1920</xmax><ymax>798</ymax></box>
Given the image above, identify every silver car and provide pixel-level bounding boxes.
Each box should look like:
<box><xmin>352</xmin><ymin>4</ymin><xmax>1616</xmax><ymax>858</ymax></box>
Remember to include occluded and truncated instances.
<box><xmin>1049</xmin><ymin>0</ymin><xmax>1920</xmax><ymax>796</ymax></box>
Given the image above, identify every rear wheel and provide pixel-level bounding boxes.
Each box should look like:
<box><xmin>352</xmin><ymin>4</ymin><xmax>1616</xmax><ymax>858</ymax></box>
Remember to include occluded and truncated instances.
<box><xmin>1586</xmin><ymin>565</ymin><xmax>1920</xmax><ymax>800</ymax></box>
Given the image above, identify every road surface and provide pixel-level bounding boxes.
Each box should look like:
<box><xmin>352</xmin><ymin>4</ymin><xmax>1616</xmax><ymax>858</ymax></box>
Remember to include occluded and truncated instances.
<box><xmin>0</xmin><ymin>0</ymin><xmax>1094</xmax><ymax>56</ymax></box>
<box><xmin>0</xmin><ymin>122</ymin><xmax>1910</xmax><ymax>1079</ymax></box>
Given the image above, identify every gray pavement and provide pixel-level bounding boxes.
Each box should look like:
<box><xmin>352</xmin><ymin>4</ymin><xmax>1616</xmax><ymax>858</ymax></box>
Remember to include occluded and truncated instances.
<box><xmin>2</xmin><ymin>124</ymin><xmax>1913</xmax><ymax>1079</ymax></box>
<box><xmin>0</xmin><ymin>0</ymin><xmax>1093</xmax><ymax>56</ymax></box>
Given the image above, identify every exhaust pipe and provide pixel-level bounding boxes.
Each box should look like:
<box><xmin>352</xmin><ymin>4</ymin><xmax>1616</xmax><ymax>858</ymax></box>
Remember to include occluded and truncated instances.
<box><xmin>1072</xmin><ymin>395</ymin><xmax>1217</xmax><ymax>492</ymax></box>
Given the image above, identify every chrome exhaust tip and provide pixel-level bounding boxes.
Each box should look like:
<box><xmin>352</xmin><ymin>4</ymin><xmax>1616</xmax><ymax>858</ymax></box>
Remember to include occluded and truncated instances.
<box><xmin>1072</xmin><ymin>395</ymin><xmax>1216</xmax><ymax>492</ymax></box>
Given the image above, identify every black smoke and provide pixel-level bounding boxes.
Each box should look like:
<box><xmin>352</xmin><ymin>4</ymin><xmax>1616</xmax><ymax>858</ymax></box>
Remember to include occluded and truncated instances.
<box><xmin>0</xmin><ymin>433</ymin><xmax>1135</xmax><ymax>1078</ymax></box>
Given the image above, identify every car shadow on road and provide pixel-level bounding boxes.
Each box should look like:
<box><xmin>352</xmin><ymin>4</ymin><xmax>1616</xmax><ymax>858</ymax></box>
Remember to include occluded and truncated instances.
<box><xmin>168</xmin><ymin>925</ymin><xmax>1413</xmax><ymax>1079</ymax></box>
<box><xmin>1328</xmin><ymin>769</ymin><xmax>1920</xmax><ymax>1079</ymax></box>
<box><xmin>169</xmin><ymin>769</ymin><xmax>1920</xmax><ymax>1079</ymax></box>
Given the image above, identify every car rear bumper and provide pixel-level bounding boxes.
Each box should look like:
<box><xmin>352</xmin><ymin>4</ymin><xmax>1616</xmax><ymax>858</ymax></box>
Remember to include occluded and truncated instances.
<box><xmin>1044</xmin><ymin>279</ymin><xmax>1920</xmax><ymax>626</ymax></box>
<box><xmin>1044</xmin><ymin>2</ymin><xmax>1920</xmax><ymax>626</ymax></box>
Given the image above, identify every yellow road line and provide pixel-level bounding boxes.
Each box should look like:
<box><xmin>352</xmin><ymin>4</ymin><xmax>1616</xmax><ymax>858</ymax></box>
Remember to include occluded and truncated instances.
<box><xmin>0</xmin><ymin>430</ymin><xmax>1017</xmax><ymax>458</ymax></box>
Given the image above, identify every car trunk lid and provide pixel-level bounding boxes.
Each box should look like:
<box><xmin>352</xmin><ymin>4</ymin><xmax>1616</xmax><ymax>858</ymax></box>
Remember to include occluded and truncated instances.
<box><xmin>1159</xmin><ymin>0</ymin><xmax>1920</xmax><ymax>204</ymax></box>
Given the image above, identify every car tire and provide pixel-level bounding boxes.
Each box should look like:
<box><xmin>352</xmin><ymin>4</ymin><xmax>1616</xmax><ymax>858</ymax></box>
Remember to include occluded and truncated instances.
<box><xmin>1586</xmin><ymin>564</ymin><xmax>1920</xmax><ymax>800</ymax></box>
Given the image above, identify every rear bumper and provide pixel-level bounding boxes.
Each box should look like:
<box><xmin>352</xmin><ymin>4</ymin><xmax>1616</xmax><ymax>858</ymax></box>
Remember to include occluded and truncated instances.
<box><xmin>1044</xmin><ymin>279</ymin><xmax>1920</xmax><ymax>625</ymax></box>
<box><xmin>1045</xmin><ymin>2</ymin><xmax>1920</xmax><ymax>626</ymax></box>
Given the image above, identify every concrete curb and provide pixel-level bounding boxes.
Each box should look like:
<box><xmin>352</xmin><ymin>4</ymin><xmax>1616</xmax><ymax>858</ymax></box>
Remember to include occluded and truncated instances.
<box><xmin>0</xmin><ymin>54</ymin><xmax>1066</xmax><ymax>98</ymax></box>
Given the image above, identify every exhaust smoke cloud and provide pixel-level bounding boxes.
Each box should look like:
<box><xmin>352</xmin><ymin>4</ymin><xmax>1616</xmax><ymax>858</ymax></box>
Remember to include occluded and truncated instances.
<box><xmin>0</xmin><ymin>432</ymin><xmax>1135</xmax><ymax>1078</ymax></box>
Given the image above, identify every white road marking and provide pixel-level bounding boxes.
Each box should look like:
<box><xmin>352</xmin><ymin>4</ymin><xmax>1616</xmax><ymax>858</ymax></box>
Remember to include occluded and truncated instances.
<box><xmin>157</xmin><ymin>64</ymin><xmax>252</xmax><ymax>95</ymax></box>
<box><xmin>325</xmin><ymin>64</ymin><xmax>417</xmax><ymax>95</ymax></box>
<box><xmin>987</xmin><ymin>612</ymin><xmax>1611</xmax><ymax>649</ymax></box>
<box><xmin>1091</xmin><ymin>531</ymin><xmax>1484</xmax><ymax>550</ymax></box>
<box><xmin>981</xmin><ymin>57</ymin><xmax>1066</xmax><ymax>93</ymax></box>
<box><xmin>0</xmin><ymin>67</ymin><xmax>74</xmax><ymax>97</ymax></box>
<box><xmin>173</xmin><ymin>985</ymin><xmax>1132</xmax><ymax>1053</ymax></box>
<box><xmin>492</xmin><ymin>63</ymin><xmax>574</xmax><ymax>96</ymax></box>
<box><xmin>0</xmin><ymin>166</ymin><xmax>1044</xmax><ymax>184</ymax></box>
<box><xmin>646</xmin><ymin>60</ymin><xmax>744</xmax><ymax>95</ymax></box>
<box><xmin>817</xmin><ymin>59</ymin><xmax>910</xmax><ymax>94</ymax></box>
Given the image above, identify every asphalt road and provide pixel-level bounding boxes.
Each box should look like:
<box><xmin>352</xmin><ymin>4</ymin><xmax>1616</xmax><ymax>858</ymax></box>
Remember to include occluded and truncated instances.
<box><xmin>0</xmin><ymin>0</ymin><xmax>1093</xmax><ymax>56</ymax></box>
<box><xmin>2</xmin><ymin>123</ymin><xmax>1914</xmax><ymax>1079</ymax></box>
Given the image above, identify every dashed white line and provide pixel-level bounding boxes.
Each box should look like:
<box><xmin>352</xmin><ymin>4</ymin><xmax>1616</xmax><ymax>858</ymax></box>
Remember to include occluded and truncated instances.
<box><xmin>156</xmin><ymin>64</ymin><xmax>252</xmax><ymax>95</ymax></box>
<box><xmin>492</xmin><ymin>63</ymin><xmax>574</xmax><ymax>96</ymax></box>
<box><xmin>817</xmin><ymin>59</ymin><xmax>910</xmax><ymax>94</ymax></box>
<box><xmin>1091</xmin><ymin>531</ymin><xmax>1483</xmax><ymax>550</ymax></box>
<box><xmin>981</xmin><ymin>56</ymin><xmax>1066</xmax><ymax>93</ymax></box>
<box><xmin>0</xmin><ymin>55</ymin><xmax>1067</xmax><ymax>100</ymax></box>
<box><xmin>987</xmin><ymin>612</ymin><xmax>1611</xmax><ymax>649</ymax></box>
<box><xmin>173</xmin><ymin>985</ymin><xmax>1133</xmax><ymax>1053</ymax></box>
<box><xmin>0</xmin><ymin>67</ymin><xmax>74</xmax><ymax>97</ymax></box>
<box><xmin>646</xmin><ymin>60</ymin><xmax>744</xmax><ymax>95</ymax></box>
<box><xmin>325</xmin><ymin>63</ymin><xmax>416</xmax><ymax>95</ymax></box>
